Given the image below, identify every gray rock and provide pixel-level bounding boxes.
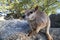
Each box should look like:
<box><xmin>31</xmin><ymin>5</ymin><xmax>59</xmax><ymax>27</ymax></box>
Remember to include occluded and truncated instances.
<box><xmin>50</xmin><ymin>28</ymin><xmax>60</xmax><ymax>40</ymax></box>
<box><xmin>50</xmin><ymin>14</ymin><xmax>60</xmax><ymax>28</ymax></box>
<box><xmin>0</xmin><ymin>19</ymin><xmax>60</xmax><ymax>40</ymax></box>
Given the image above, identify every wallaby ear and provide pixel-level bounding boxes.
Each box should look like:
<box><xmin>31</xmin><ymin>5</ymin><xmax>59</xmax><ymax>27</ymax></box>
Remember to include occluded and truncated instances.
<box><xmin>34</xmin><ymin>5</ymin><xmax>38</xmax><ymax>11</ymax></box>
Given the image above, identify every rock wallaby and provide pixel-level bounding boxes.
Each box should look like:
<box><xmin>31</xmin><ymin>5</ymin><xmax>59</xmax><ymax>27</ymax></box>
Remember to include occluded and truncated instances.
<box><xmin>24</xmin><ymin>6</ymin><xmax>53</xmax><ymax>40</ymax></box>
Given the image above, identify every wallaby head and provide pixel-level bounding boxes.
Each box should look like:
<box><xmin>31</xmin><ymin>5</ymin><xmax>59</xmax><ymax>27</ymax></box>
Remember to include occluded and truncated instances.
<box><xmin>24</xmin><ymin>6</ymin><xmax>39</xmax><ymax>21</ymax></box>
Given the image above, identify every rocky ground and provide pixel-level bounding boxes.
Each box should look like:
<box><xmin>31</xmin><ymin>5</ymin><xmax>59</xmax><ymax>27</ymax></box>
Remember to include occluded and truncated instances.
<box><xmin>0</xmin><ymin>19</ymin><xmax>60</xmax><ymax>40</ymax></box>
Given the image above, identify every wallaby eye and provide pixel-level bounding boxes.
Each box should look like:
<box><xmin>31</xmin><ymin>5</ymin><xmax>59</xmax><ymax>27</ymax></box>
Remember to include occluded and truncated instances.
<box><xmin>30</xmin><ymin>11</ymin><xmax>33</xmax><ymax>14</ymax></box>
<box><xmin>26</xmin><ymin>11</ymin><xmax>33</xmax><ymax>16</ymax></box>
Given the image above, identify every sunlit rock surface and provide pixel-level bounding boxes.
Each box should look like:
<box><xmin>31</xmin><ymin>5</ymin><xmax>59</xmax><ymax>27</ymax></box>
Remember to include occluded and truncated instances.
<box><xmin>0</xmin><ymin>19</ymin><xmax>60</xmax><ymax>40</ymax></box>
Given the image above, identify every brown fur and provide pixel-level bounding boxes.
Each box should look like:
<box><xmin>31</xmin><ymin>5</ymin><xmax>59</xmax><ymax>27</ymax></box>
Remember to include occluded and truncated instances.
<box><xmin>24</xmin><ymin>6</ymin><xmax>53</xmax><ymax>40</ymax></box>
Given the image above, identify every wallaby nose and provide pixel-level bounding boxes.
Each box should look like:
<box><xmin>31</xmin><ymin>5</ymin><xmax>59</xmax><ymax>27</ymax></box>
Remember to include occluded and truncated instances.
<box><xmin>22</xmin><ymin>14</ymin><xmax>25</xmax><ymax>19</ymax></box>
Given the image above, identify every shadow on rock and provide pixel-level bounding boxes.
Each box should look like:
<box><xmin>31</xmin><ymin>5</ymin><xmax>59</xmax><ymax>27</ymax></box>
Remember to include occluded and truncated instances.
<box><xmin>50</xmin><ymin>14</ymin><xmax>60</xmax><ymax>28</ymax></box>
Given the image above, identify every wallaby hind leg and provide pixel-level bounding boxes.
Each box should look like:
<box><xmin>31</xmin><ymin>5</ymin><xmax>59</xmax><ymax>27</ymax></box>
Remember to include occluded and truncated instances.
<box><xmin>46</xmin><ymin>20</ymin><xmax>53</xmax><ymax>40</ymax></box>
